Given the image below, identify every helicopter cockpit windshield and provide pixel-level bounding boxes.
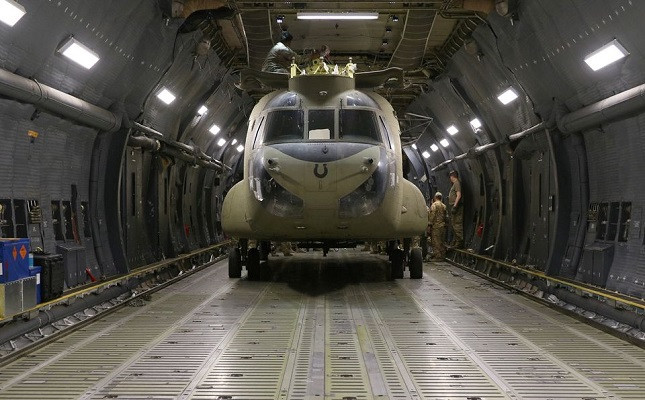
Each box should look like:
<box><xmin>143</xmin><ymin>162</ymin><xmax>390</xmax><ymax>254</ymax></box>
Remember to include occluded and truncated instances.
<box><xmin>259</xmin><ymin>90</ymin><xmax>388</xmax><ymax>145</ymax></box>
<box><xmin>263</xmin><ymin>109</ymin><xmax>304</xmax><ymax>142</ymax></box>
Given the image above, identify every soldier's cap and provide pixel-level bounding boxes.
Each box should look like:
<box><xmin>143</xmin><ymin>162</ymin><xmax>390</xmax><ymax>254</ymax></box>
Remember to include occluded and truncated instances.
<box><xmin>279</xmin><ymin>31</ymin><xmax>293</xmax><ymax>43</ymax></box>
<box><xmin>449</xmin><ymin>170</ymin><xmax>458</xmax><ymax>177</ymax></box>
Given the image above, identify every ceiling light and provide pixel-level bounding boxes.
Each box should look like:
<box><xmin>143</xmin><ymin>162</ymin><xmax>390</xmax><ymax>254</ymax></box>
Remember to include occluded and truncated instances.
<box><xmin>422</xmin><ymin>151</ymin><xmax>430</xmax><ymax>159</ymax></box>
<box><xmin>584</xmin><ymin>39</ymin><xmax>629</xmax><ymax>71</ymax></box>
<box><xmin>411</xmin><ymin>144</ymin><xmax>417</xmax><ymax>150</ymax></box>
<box><xmin>0</xmin><ymin>0</ymin><xmax>26</xmax><ymax>26</ymax></box>
<box><xmin>209</xmin><ymin>124</ymin><xmax>220</xmax><ymax>135</ymax></box>
<box><xmin>58</xmin><ymin>37</ymin><xmax>100</xmax><ymax>69</ymax></box>
<box><xmin>385</xmin><ymin>26</ymin><xmax>392</xmax><ymax>33</ymax></box>
<box><xmin>217</xmin><ymin>138</ymin><xmax>226</xmax><ymax>147</ymax></box>
<box><xmin>236</xmin><ymin>145</ymin><xmax>244</xmax><ymax>153</ymax></box>
<box><xmin>430</xmin><ymin>144</ymin><xmax>439</xmax><ymax>152</ymax></box>
<box><xmin>297</xmin><ymin>12</ymin><xmax>379</xmax><ymax>20</ymax></box>
<box><xmin>497</xmin><ymin>87</ymin><xmax>518</xmax><ymax>105</ymax></box>
<box><xmin>276</xmin><ymin>15</ymin><xmax>284</xmax><ymax>24</ymax></box>
<box><xmin>156</xmin><ymin>88</ymin><xmax>176</xmax><ymax>105</ymax></box>
<box><xmin>382</xmin><ymin>39</ymin><xmax>389</xmax><ymax>46</ymax></box>
<box><xmin>440</xmin><ymin>139</ymin><xmax>449</xmax><ymax>147</ymax></box>
<box><xmin>231</xmin><ymin>139</ymin><xmax>238</xmax><ymax>145</ymax></box>
<box><xmin>197</xmin><ymin>105</ymin><xmax>208</xmax><ymax>116</ymax></box>
<box><xmin>392</xmin><ymin>15</ymin><xmax>399</xmax><ymax>22</ymax></box>
<box><xmin>470</xmin><ymin>118</ymin><xmax>482</xmax><ymax>130</ymax></box>
<box><xmin>446</xmin><ymin>125</ymin><xmax>459</xmax><ymax>135</ymax></box>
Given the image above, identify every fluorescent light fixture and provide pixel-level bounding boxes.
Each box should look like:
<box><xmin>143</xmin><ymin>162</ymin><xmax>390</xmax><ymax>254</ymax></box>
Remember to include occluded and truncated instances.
<box><xmin>209</xmin><ymin>124</ymin><xmax>220</xmax><ymax>135</ymax></box>
<box><xmin>0</xmin><ymin>0</ymin><xmax>26</xmax><ymax>26</ymax></box>
<box><xmin>422</xmin><ymin>151</ymin><xmax>430</xmax><ymax>159</ymax></box>
<box><xmin>231</xmin><ymin>139</ymin><xmax>238</xmax><ymax>145</ymax></box>
<box><xmin>411</xmin><ymin>144</ymin><xmax>417</xmax><ymax>150</ymax></box>
<box><xmin>297</xmin><ymin>12</ymin><xmax>379</xmax><ymax>20</ymax></box>
<box><xmin>430</xmin><ymin>144</ymin><xmax>439</xmax><ymax>152</ymax></box>
<box><xmin>156</xmin><ymin>88</ymin><xmax>176</xmax><ymax>105</ymax></box>
<box><xmin>236</xmin><ymin>145</ymin><xmax>244</xmax><ymax>153</ymax></box>
<box><xmin>217</xmin><ymin>138</ymin><xmax>226</xmax><ymax>147</ymax></box>
<box><xmin>470</xmin><ymin>118</ymin><xmax>482</xmax><ymax>130</ymax></box>
<box><xmin>440</xmin><ymin>139</ymin><xmax>449</xmax><ymax>147</ymax></box>
<box><xmin>197</xmin><ymin>105</ymin><xmax>208</xmax><ymax>116</ymax></box>
<box><xmin>58</xmin><ymin>37</ymin><xmax>100</xmax><ymax>69</ymax></box>
<box><xmin>497</xmin><ymin>87</ymin><xmax>518</xmax><ymax>105</ymax></box>
<box><xmin>446</xmin><ymin>125</ymin><xmax>459</xmax><ymax>135</ymax></box>
<box><xmin>584</xmin><ymin>39</ymin><xmax>629</xmax><ymax>71</ymax></box>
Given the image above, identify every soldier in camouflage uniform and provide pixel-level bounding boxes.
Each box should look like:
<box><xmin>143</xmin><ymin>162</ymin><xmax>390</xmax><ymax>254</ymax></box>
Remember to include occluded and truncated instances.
<box><xmin>262</xmin><ymin>31</ymin><xmax>296</xmax><ymax>73</ymax></box>
<box><xmin>448</xmin><ymin>170</ymin><xmax>463</xmax><ymax>248</ymax></box>
<box><xmin>427</xmin><ymin>192</ymin><xmax>447</xmax><ymax>260</ymax></box>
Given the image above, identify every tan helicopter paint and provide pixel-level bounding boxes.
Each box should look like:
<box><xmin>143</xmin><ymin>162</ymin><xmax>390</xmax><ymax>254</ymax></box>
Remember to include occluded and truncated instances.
<box><xmin>262</xmin><ymin>146</ymin><xmax>381</xmax><ymax>198</ymax></box>
<box><xmin>222</xmin><ymin>67</ymin><xmax>427</xmax><ymax>241</ymax></box>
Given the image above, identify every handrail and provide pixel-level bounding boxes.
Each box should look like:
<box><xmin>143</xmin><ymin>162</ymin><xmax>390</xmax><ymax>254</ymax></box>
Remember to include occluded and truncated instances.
<box><xmin>1</xmin><ymin>240</ymin><xmax>232</xmax><ymax>322</ymax></box>
<box><xmin>449</xmin><ymin>248</ymin><xmax>645</xmax><ymax>311</ymax></box>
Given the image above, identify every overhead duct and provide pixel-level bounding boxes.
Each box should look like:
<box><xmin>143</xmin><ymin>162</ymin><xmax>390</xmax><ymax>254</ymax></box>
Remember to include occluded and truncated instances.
<box><xmin>559</xmin><ymin>83</ymin><xmax>645</xmax><ymax>134</ymax></box>
<box><xmin>161</xmin><ymin>143</ymin><xmax>224</xmax><ymax>170</ymax></box>
<box><xmin>0</xmin><ymin>64</ymin><xmax>227</xmax><ymax>172</ymax></box>
<box><xmin>131</xmin><ymin>121</ymin><xmax>229</xmax><ymax>171</ymax></box>
<box><xmin>0</xmin><ymin>67</ymin><xmax>121</xmax><ymax>133</ymax></box>
<box><xmin>507</xmin><ymin>122</ymin><xmax>545</xmax><ymax>141</ymax></box>
<box><xmin>128</xmin><ymin>135</ymin><xmax>161</xmax><ymax>151</ymax></box>
<box><xmin>430</xmin><ymin>140</ymin><xmax>507</xmax><ymax>171</ymax></box>
<box><xmin>132</xmin><ymin>122</ymin><xmax>164</xmax><ymax>139</ymax></box>
<box><xmin>429</xmin><ymin>78</ymin><xmax>645</xmax><ymax>169</ymax></box>
<box><xmin>428</xmin><ymin>81</ymin><xmax>645</xmax><ymax>172</ymax></box>
<box><xmin>429</xmin><ymin>121</ymin><xmax>544</xmax><ymax>171</ymax></box>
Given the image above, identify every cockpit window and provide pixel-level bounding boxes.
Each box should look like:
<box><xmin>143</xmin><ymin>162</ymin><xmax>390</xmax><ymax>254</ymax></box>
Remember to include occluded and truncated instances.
<box><xmin>263</xmin><ymin>110</ymin><xmax>304</xmax><ymax>142</ymax></box>
<box><xmin>308</xmin><ymin>110</ymin><xmax>334</xmax><ymax>140</ymax></box>
<box><xmin>266</xmin><ymin>92</ymin><xmax>299</xmax><ymax>108</ymax></box>
<box><xmin>339</xmin><ymin>110</ymin><xmax>381</xmax><ymax>143</ymax></box>
<box><xmin>345</xmin><ymin>91</ymin><xmax>379</xmax><ymax>108</ymax></box>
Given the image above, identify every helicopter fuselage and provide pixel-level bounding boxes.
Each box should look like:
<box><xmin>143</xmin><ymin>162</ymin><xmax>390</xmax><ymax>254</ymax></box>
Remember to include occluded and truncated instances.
<box><xmin>222</xmin><ymin>73</ymin><xmax>427</xmax><ymax>241</ymax></box>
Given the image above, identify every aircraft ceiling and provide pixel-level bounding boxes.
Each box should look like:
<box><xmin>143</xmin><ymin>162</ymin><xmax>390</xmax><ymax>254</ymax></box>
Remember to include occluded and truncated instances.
<box><xmin>208</xmin><ymin>0</ymin><xmax>493</xmax><ymax>113</ymax></box>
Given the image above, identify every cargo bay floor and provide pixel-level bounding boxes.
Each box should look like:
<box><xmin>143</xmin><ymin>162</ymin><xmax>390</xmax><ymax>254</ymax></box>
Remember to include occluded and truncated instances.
<box><xmin>0</xmin><ymin>250</ymin><xmax>644</xmax><ymax>399</ymax></box>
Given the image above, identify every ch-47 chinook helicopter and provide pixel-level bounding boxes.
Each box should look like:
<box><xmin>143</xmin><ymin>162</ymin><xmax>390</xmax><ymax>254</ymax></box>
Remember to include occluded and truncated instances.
<box><xmin>222</xmin><ymin>58</ymin><xmax>428</xmax><ymax>280</ymax></box>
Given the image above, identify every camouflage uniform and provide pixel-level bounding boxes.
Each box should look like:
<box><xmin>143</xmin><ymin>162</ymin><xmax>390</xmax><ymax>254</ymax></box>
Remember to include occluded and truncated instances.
<box><xmin>279</xmin><ymin>241</ymin><xmax>293</xmax><ymax>256</ymax></box>
<box><xmin>269</xmin><ymin>241</ymin><xmax>293</xmax><ymax>256</ymax></box>
<box><xmin>262</xmin><ymin>42</ymin><xmax>296</xmax><ymax>73</ymax></box>
<box><xmin>449</xmin><ymin>179</ymin><xmax>463</xmax><ymax>248</ymax></box>
<box><xmin>428</xmin><ymin>199</ymin><xmax>447</xmax><ymax>259</ymax></box>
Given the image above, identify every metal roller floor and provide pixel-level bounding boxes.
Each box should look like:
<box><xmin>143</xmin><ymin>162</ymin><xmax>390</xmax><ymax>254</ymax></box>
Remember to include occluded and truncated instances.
<box><xmin>0</xmin><ymin>250</ymin><xmax>644</xmax><ymax>399</ymax></box>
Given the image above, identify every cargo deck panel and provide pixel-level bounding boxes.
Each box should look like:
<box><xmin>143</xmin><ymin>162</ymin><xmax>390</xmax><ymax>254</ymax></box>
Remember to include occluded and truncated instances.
<box><xmin>0</xmin><ymin>251</ymin><xmax>643</xmax><ymax>399</ymax></box>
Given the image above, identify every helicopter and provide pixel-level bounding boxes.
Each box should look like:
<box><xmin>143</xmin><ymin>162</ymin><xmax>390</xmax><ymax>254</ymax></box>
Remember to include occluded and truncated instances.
<box><xmin>222</xmin><ymin>58</ymin><xmax>428</xmax><ymax>280</ymax></box>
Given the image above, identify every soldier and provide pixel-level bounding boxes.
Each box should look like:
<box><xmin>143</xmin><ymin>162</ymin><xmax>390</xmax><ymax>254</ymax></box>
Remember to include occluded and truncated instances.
<box><xmin>427</xmin><ymin>192</ymin><xmax>447</xmax><ymax>260</ymax></box>
<box><xmin>448</xmin><ymin>170</ymin><xmax>463</xmax><ymax>248</ymax></box>
<box><xmin>279</xmin><ymin>241</ymin><xmax>293</xmax><ymax>256</ymax></box>
<box><xmin>262</xmin><ymin>31</ymin><xmax>296</xmax><ymax>73</ymax></box>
